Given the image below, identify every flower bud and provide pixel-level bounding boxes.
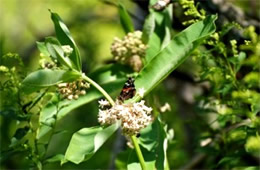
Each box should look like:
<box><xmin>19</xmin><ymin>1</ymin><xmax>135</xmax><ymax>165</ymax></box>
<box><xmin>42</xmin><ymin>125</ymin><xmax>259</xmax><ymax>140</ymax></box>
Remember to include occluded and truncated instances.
<box><xmin>111</xmin><ymin>31</ymin><xmax>147</xmax><ymax>72</ymax></box>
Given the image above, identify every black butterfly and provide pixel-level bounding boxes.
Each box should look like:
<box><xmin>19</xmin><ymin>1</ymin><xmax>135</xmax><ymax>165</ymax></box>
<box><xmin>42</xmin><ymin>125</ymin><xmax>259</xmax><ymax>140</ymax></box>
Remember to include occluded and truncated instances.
<box><xmin>118</xmin><ymin>77</ymin><xmax>136</xmax><ymax>102</ymax></box>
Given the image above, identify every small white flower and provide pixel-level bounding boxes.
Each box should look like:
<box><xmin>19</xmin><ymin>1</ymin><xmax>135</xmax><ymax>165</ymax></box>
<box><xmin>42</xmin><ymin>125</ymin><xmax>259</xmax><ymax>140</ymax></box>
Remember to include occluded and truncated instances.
<box><xmin>62</xmin><ymin>45</ymin><xmax>73</xmax><ymax>56</ymax></box>
<box><xmin>137</xmin><ymin>88</ymin><xmax>145</xmax><ymax>98</ymax></box>
<box><xmin>160</xmin><ymin>103</ymin><xmax>171</xmax><ymax>113</ymax></box>
<box><xmin>97</xmin><ymin>99</ymin><xmax>153</xmax><ymax>136</ymax></box>
<box><xmin>98</xmin><ymin>99</ymin><xmax>110</xmax><ymax>108</ymax></box>
<box><xmin>57</xmin><ymin>83</ymin><xmax>67</xmax><ymax>88</ymax></box>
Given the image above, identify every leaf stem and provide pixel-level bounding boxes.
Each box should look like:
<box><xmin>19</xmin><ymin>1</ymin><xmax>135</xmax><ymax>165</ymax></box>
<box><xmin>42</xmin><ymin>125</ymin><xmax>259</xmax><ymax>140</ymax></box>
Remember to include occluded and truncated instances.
<box><xmin>130</xmin><ymin>135</ymin><xmax>146</xmax><ymax>170</ymax></box>
<box><xmin>81</xmin><ymin>73</ymin><xmax>115</xmax><ymax>106</ymax></box>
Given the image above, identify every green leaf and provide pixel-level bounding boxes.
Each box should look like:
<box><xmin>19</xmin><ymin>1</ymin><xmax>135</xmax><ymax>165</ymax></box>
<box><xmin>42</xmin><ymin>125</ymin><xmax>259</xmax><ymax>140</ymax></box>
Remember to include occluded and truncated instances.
<box><xmin>217</xmin><ymin>157</ymin><xmax>240</xmax><ymax>167</ymax></box>
<box><xmin>45</xmin><ymin>154</ymin><xmax>65</xmax><ymax>163</ymax></box>
<box><xmin>243</xmin><ymin>167</ymin><xmax>260</xmax><ymax>170</ymax></box>
<box><xmin>129</xmin><ymin>15</ymin><xmax>217</xmax><ymax>102</ymax></box>
<box><xmin>145</xmin><ymin>32</ymin><xmax>161</xmax><ymax>63</ymax></box>
<box><xmin>145</xmin><ymin>4</ymin><xmax>173</xmax><ymax>63</ymax></box>
<box><xmin>37</xmin><ymin>79</ymin><xmax>126</xmax><ymax>145</ymax></box>
<box><xmin>50</xmin><ymin>11</ymin><xmax>82</xmax><ymax>71</ymax></box>
<box><xmin>45</xmin><ymin>37</ymin><xmax>75</xmax><ymax>69</ymax></box>
<box><xmin>36</xmin><ymin>41</ymin><xmax>50</xmax><ymax>57</ymax></box>
<box><xmin>21</xmin><ymin>69</ymin><xmax>80</xmax><ymax>94</ymax></box>
<box><xmin>41</xmin><ymin>64</ymin><xmax>130</xmax><ymax>124</ymax></box>
<box><xmin>118</xmin><ymin>3</ymin><xmax>134</xmax><ymax>33</ymax></box>
<box><xmin>37</xmin><ymin>64</ymin><xmax>130</xmax><ymax>144</ymax></box>
<box><xmin>142</xmin><ymin>13</ymin><xmax>155</xmax><ymax>44</ymax></box>
<box><xmin>159</xmin><ymin>4</ymin><xmax>173</xmax><ymax>50</ymax></box>
<box><xmin>127</xmin><ymin>148</ymin><xmax>156</xmax><ymax>170</ymax></box>
<box><xmin>128</xmin><ymin>118</ymin><xmax>171</xmax><ymax>170</ymax></box>
<box><xmin>62</xmin><ymin>122</ymin><xmax>119</xmax><ymax>164</ymax></box>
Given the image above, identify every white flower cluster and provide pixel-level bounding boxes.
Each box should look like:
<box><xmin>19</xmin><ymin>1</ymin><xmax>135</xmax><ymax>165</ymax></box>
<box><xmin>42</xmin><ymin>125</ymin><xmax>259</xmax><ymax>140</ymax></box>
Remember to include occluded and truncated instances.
<box><xmin>110</xmin><ymin>31</ymin><xmax>147</xmax><ymax>72</ymax></box>
<box><xmin>58</xmin><ymin>80</ymin><xmax>90</xmax><ymax>100</ymax></box>
<box><xmin>98</xmin><ymin>100</ymin><xmax>152</xmax><ymax>136</ymax></box>
<box><xmin>62</xmin><ymin>45</ymin><xmax>73</xmax><ymax>56</ymax></box>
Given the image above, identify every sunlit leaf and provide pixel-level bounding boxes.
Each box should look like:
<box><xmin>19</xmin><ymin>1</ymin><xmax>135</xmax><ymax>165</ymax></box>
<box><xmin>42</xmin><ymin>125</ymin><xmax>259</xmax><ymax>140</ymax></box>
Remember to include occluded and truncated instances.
<box><xmin>62</xmin><ymin>122</ymin><xmax>119</xmax><ymax>164</ymax></box>
<box><xmin>45</xmin><ymin>37</ymin><xmax>75</xmax><ymax>69</ymax></box>
<box><xmin>142</xmin><ymin>13</ymin><xmax>155</xmax><ymax>44</ymax></box>
<box><xmin>37</xmin><ymin>64</ymin><xmax>130</xmax><ymax>144</ymax></box>
<box><xmin>129</xmin><ymin>15</ymin><xmax>217</xmax><ymax>102</ymax></box>
<box><xmin>145</xmin><ymin>3</ymin><xmax>173</xmax><ymax>63</ymax></box>
<box><xmin>127</xmin><ymin>148</ymin><xmax>156</xmax><ymax>170</ymax></box>
<box><xmin>118</xmin><ymin>3</ymin><xmax>134</xmax><ymax>33</ymax></box>
<box><xmin>127</xmin><ymin>118</ymin><xmax>171</xmax><ymax>170</ymax></box>
<box><xmin>50</xmin><ymin>11</ymin><xmax>82</xmax><ymax>71</ymax></box>
<box><xmin>21</xmin><ymin>69</ymin><xmax>80</xmax><ymax>94</ymax></box>
<box><xmin>36</xmin><ymin>42</ymin><xmax>50</xmax><ymax>57</ymax></box>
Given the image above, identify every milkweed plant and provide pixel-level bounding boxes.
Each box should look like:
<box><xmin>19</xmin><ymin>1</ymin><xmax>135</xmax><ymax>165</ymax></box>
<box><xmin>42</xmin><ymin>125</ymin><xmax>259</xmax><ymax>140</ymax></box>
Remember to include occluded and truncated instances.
<box><xmin>1</xmin><ymin>0</ymin><xmax>259</xmax><ymax>169</ymax></box>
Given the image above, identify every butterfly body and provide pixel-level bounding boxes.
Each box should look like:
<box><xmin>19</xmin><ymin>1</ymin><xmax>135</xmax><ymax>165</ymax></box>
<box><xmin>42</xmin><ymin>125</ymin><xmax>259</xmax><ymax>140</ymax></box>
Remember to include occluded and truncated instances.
<box><xmin>118</xmin><ymin>77</ymin><xmax>136</xmax><ymax>102</ymax></box>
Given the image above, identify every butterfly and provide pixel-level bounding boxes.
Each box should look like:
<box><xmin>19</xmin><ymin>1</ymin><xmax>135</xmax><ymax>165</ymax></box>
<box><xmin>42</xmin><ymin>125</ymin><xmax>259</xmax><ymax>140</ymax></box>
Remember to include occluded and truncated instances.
<box><xmin>118</xmin><ymin>77</ymin><xmax>136</xmax><ymax>102</ymax></box>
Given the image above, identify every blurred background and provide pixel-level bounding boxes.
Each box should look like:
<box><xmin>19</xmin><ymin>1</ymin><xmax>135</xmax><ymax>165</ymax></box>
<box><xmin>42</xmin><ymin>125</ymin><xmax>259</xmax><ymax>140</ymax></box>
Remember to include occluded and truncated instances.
<box><xmin>0</xmin><ymin>0</ymin><xmax>259</xmax><ymax>169</ymax></box>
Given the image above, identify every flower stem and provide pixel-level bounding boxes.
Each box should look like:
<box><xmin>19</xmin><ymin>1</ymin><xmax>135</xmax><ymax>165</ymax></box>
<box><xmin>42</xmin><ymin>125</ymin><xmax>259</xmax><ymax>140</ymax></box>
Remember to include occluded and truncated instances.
<box><xmin>81</xmin><ymin>73</ymin><xmax>115</xmax><ymax>106</ymax></box>
<box><xmin>82</xmin><ymin>73</ymin><xmax>146</xmax><ymax>169</ymax></box>
<box><xmin>131</xmin><ymin>135</ymin><xmax>146</xmax><ymax>170</ymax></box>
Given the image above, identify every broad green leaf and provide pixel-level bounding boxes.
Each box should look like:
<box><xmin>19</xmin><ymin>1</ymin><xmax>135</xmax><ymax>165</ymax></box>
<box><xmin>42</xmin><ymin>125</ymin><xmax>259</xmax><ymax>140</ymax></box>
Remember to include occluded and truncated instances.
<box><xmin>127</xmin><ymin>118</ymin><xmax>171</xmax><ymax>170</ymax></box>
<box><xmin>129</xmin><ymin>15</ymin><xmax>217</xmax><ymax>102</ymax></box>
<box><xmin>36</xmin><ymin>42</ymin><xmax>50</xmax><ymax>57</ymax></box>
<box><xmin>37</xmin><ymin>64</ymin><xmax>130</xmax><ymax>144</ymax></box>
<box><xmin>142</xmin><ymin>13</ymin><xmax>155</xmax><ymax>44</ymax></box>
<box><xmin>37</xmin><ymin>79</ymin><xmax>126</xmax><ymax>145</ymax></box>
<box><xmin>145</xmin><ymin>32</ymin><xmax>161</xmax><ymax>63</ymax></box>
<box><xmin>118</xmin><ymin>3</ymin><xmax>134</xmax><ymax>33</ymax></box>
<box><xmin>154</xmin><ymin>119</ymin><xmax>171</xmax><ymax>170</ymax></box>
<box><xmin>63</xmin><ymin>122</ymin><xmax>119</xmax><ymax>164</ymax></box>
<box><xmin>159</xmin><ymin>4</ymin><xmax>173</xmax><ymax>50</ymax></box>
<box><xmin>127</xmin><ymin>148</ymin><xmax>156</xmax><ymax>170</ymax></box>
<box><xmin>139</xmin><ymin>118</ymin><xmax>163</xmax><ymax>151</ymax></box>
<box><xmin>21</xmin><ymin>69</ymin><xmax>80</xmax><ymax>94</ymax></box>
<box><xmin>45</xmin><ymin>37</ymin><xmax>75</xmax><ymax>69</ymax></box>
<box><xmin>39</xmin><ymin>64</ymin><xmax>130</xmax><ymax>125</ymax></box>
<box><xmin>145</xmin><ymin>3</ymin><xmax>173</xmax><ymax>63</ymax></box>
<box><xmin>50</xmin><ymin>11</ymin><xmax>82</xmax><ymax>71</ymax></box>
<box><xmin>45</xmin><ymin>154</ymin><xmax>65</xmax><ymax>163</ymax></box>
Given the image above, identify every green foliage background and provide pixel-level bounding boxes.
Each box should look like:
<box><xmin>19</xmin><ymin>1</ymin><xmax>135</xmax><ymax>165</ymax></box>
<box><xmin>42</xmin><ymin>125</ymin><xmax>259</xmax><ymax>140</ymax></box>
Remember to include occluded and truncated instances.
<box><xmin>0</xmin><ymin>0</ymin><xmax>259</xmax><ymax>169</ymax></box>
